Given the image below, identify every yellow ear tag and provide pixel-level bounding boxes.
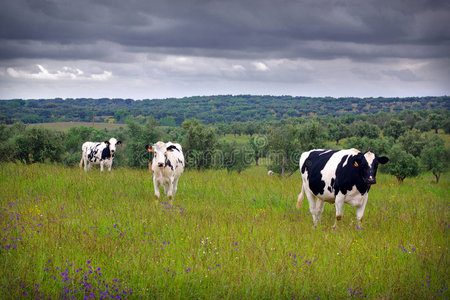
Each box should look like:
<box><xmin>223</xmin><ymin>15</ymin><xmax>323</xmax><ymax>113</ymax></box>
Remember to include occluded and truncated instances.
<box><xmin>354</xmin><ymin>161</ymin><xmax>359</xmax><ymax>167</ymax></box>
<box><xmin>147</xmin><ymin>148</ymin><xmax>152</xmax><ymax>152</ymax></box>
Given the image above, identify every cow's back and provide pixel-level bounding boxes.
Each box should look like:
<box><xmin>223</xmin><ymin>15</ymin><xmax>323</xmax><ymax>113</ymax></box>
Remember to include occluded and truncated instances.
<box><xmin>82</xmin><ymin>142</ymin><xmax>103</xmax><ymax>163</ymax></box>
<box><xmin>82</xmin><ymin>142</ymin><xmax>96</xmax><ymax>152</ymax></box>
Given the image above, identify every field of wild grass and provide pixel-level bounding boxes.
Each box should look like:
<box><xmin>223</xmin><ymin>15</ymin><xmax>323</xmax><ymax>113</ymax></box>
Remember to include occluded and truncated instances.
<box><xmin>0</xmin><ymin>163</ymin><xmax>448</xmax><ymax>299</ymax></box>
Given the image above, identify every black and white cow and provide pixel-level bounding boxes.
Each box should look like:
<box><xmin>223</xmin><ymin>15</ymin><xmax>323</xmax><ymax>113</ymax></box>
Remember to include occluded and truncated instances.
<box><xmin>296</xmin><ymin>148</ymin><xmax>388</xmax><ymax>226</ymax></box>
<box><xmin>79</xmin><ymin>138</ymin><xmax>121</xmax><ymax>172</ymax></box>
<box><xmin>145</xmin><ymin>141</ymin><xmax>184</xmax><ymax>203</ymax></box>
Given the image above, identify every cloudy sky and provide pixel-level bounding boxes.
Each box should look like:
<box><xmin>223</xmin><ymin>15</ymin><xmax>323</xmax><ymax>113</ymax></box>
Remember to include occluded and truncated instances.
<box><xmin>0</xmin><ymin>0</ymin><xmax>449</xmax><ymax>100</ymax></box>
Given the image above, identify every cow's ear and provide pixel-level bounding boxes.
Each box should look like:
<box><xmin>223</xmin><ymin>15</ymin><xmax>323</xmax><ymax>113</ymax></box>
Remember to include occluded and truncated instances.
<box><xmin>378</xmin><ymin>156</ymin><xmax>389</xmax><ymax>164</ymax></box>
<box><xmin>116</xmin><ymin>141</ymin><xmax>122</xmax><ymax>145</ymax></box>
<box><xmin>104</xmin><ymin>141</ymin><xmax>110</xmax><ymax>145</ymax></box>
<box><xmin>145</xmin><ymin>144</ymin><xmax>153</xmax><ymax>152</ymax></box>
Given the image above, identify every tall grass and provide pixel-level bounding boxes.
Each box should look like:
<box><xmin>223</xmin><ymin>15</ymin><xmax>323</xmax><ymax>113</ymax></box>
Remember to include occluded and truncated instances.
<box><xmin>0</xmin><ymin>163</ymin><xmax>448</xmax><ymax>299</ymax></box>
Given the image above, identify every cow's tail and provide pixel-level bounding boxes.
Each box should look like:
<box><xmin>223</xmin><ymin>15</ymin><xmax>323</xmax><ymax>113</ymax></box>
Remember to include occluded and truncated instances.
<box><xmin>296</xmin><ymin>185</ymin><xmax>304</xmax><ymax>209</ymax></box>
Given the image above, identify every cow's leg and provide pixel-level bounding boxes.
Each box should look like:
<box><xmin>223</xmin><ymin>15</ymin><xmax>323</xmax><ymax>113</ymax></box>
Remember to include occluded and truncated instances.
<box><xmin>315</xmin><ymin>199</ymin><xmax>325</xmax><ymax>224</ymax></box>
<box><xmin>107</xmin><ymin>160</ymin><xmax>112</xmax><ymax>172</ymax></box>
<box><xmin>296</xmin><ymin>185</ymin><xmax>304</xmax><ymax>209</ymax></box>
<box><xmin>172</xmin><ymin>177</ymin><xmax>179</xmax><ymax>198</ymax></box>
<box><xmin>153</xmin><ymin>176</ymin><xmax>160</xmax><ymax>201</ymax></box>
<box><xmin>100</xmin><ymin>161</ymin><xmax>104</xmax><ymax>172</ymax></box>
<box><xmin>83</xmin><ymin>157</ymin><xmax>88</xmax><ymax>172</ymax></box>
<box><xmin>304</xmin><ymin>189</ymin><xmax>319</xmax><ymax>226</ymax></box>
<box><xmin>355</xmin><ymin>194</ymin><xmax>368</xmax><ymax>227</ymax></box>
<box><xmin>334</xmin><ymin>193</ymin><xmax>345</xmax><ymax>227</ymax></box>
<box><xmin>166</xmin><ymin>177</ymin><xmax>175</xmax><ymax>205</ymax></box>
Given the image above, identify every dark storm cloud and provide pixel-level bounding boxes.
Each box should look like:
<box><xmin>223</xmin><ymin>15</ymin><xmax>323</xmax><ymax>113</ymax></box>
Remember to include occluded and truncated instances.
<box><xmin>1</xmin><ymin>0</ymin><xmax>449</xmax><ymax>61</ymax></box>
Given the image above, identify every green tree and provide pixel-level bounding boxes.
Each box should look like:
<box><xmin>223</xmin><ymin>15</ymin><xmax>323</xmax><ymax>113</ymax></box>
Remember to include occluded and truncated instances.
<box><xmin>385</xmin><ymin>144</ymin><xmax>419</xmax><ymax>183</ymax></box>
<box><xmin>397</xmin><ymin>129</ymin><xmax>426</xmax><ymax>157</ymax></box>
<box><xmin>217</xmin><ymin>141</ymin><xmax>253</xmax><ymax>173</ymax></box>
<box><xmin>350</xmin><ymin>121</ymin><xmax>380</xmax><ymax>139</ymax></box>
<box><xmin>383</xmin><ymin>120</ymin><xmax>408</xmax><ymax>140</ymax></box>
<box><xmin>244</xmin><ymin>122</ymin><xmax>260</xmax><ymax>136</ymax></box>
<box><xmin>249</xmin><ymin>135</ymin><xmax>268</xmax><ymax>166</ymax></box>
<box><xmin>125</xmin><ymin>120</ymin><xmax>161</xmax><ymax>168</ymax></box>
<box><xmin>215</xmin><ymin>123</ymin><xmax>231</xmax><ymax>136</ymax></box>
<box><xmin>345</xmin><ymin>136</ymin><xmax>392</xmax><ymax>155</ymax></box>
<box><xmin>427</xmin><ymin>113</ymin><xmax>444</xmax><ymax>134</ymax></box>
<box><xmin>420</xmin><ymin>134</ymin><xmax>448</xmax><ymax>183</ymax></box>
<box><xmin>0</xmin><ymin>124</ymin><xmax>13</xmax><ymax>162</ymax></box>
<box><xmin>327</xmin><ymin>120</ymin><xmax>350</xmax><ymax>145</ymax></box>
<box><xmin>114</xmin><ymin>109</ymin><xmax>131</xmax><ymax>123</ymax></box>
<box><xmin>401</xmin><ymin>111</ymin><xmax>421</xmax><ymax>129</ymax></box>
<box><xmin>443</xmin><ymin>118</ymin><xmax>450</xmax><ymax>134</ymax></box>
<box><xmin>230</xmin><ymin>122</ymin><xmax>244</xmax><ymax>137</ymax></box>
<box><xmin>297</xmin><ymin>120</ymin><xmax>328</xmax><ymax>151</ymax></box>
<box><xmin>159</xmin><ymin>116</ymin><xmax>177</xmax><ymax>127</ymax></box>
<box><xmin>266</xmin><ymin>125</ymin><xmax>299</xmax><ymax>177</ymax></box>
<box><xmin>182</xmin><ymin>119</ymin><xmax>217</xmax><ymax>169</ymax></box>
<box><xmin>11</xmin><ymin>127</ymin><xmax>64</xmax><ymax>164</ymax></box>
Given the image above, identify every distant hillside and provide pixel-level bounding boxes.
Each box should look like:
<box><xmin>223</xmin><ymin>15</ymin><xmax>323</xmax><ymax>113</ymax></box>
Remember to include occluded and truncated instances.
<box><xmin>1</xmin><ymin>95</ymin><xmax>449</xmax><ymax>125</ymax></box>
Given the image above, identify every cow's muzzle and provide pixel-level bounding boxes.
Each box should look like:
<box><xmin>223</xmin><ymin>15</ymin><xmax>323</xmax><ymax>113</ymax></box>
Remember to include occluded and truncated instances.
<box><xmin>158</xmin><ymin>162</ymin><xmax>164</xmax><ymax>168</ymax></box>
<box><xmin>366</xmin><ymin>176</ymin><xmax>376</xmax><ymax>185</ymax></box>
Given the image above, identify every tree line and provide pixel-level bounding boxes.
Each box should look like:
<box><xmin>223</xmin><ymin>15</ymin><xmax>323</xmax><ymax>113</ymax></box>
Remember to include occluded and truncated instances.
<box><xmin>0</xmin><ymin>108</ymin><xmax>448</xmax><ymax>183</ymax></box>
<box><xmin>0</xmin><ymin>95</ymin><xmax>448</xmax><ymax>125</ymax></box>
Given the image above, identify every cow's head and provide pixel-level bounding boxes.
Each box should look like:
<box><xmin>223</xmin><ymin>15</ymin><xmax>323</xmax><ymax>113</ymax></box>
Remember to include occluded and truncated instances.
<box><xmin>353</xmin><ymin>152</ymin><xmax>389</xmax><ymax>185</ymax></box>
<box><xmin>107</xmin><ymin>138</ymin><xmax>121</xmax><ymax>156</ymax></box>
<box><xmin>145</xmin><ymin>142</ymin><xmax>179</xmax><ymax>168</ymax></box>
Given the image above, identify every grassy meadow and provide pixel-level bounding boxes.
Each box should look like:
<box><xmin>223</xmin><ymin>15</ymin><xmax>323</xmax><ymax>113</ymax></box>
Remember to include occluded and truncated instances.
<box><xmin>0</xmin><ymin>163</ymin><xmax>448</xmax><ymax>299</ymax></box>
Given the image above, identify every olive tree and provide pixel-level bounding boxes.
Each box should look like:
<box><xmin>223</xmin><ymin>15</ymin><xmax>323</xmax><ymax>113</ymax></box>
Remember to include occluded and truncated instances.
<box><xmin>385</xmin><ymin>144</ymin><xmax>419</xmax><ymax>183</ymax></box>
<box><xmin>420</xmin><ymin>134</ymin><xmax>448</xmax><ymax>183</ymax></box>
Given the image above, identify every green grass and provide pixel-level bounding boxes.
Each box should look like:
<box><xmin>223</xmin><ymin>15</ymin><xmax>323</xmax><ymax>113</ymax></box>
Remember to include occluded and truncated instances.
<box><xmin>0</xmin><ymin>163</ymin><xmax>448</xmax><ymax>299</ymax></box>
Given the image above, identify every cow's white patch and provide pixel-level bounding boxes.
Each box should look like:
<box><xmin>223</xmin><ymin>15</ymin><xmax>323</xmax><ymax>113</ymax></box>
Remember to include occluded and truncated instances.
<box><xmin>364</xmin><ymin>151</ymin><xmax>376</xmax><ymax>166</ymax></box>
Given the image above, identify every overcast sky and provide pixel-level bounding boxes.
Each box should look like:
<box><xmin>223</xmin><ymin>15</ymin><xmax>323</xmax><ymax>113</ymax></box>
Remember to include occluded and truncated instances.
<box><xmin>0</xmin><ymin>0</ymin><xmax>449</xmax><ymax>100</ymax></box>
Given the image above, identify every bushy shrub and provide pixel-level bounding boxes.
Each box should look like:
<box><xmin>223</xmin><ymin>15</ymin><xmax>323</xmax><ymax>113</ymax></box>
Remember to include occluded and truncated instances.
<box><xmin>384</xmin><ymin>144</ymin><xmax>419</xmax><ymax>183</ymax></box>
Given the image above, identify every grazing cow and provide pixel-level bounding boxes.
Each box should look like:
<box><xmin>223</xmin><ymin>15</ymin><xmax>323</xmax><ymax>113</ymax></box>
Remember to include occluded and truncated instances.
<box><xmin>145</xmin><ymin>141</ymin><xmax>185</xmax><ymax>202</ymax></box>
<box><xmin>80</xmin><ymin>138</ymin><xmax>121</xmax><ymax>172</ymax></box>
<box><xmin>268</xmin><ymin>170</ymin><xmax>274</xmax><ymax>176</ymax></box>
<box><xmin>296</xmin><ymin>148</ymin><xmax>388</xmax><ymax>226</ymax></box>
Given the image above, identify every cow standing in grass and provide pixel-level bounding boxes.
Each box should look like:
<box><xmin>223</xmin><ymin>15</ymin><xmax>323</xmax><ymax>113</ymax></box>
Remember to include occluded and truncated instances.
<box><xmin>146</xmin><ymin>141</ymin><xmax>184</xmax><ymax>203</ymax></box>
<box><xmin>80</xmin><ymin>138</ymin><xmax>121</xmax><ymax>172</ymax></box>
<box><xmin>296</xmin><ymin>148</ymin><xmax>388</xmax><ymax>226</ymax></box>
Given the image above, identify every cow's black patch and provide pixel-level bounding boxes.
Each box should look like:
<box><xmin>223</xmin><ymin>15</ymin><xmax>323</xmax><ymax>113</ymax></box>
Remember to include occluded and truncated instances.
<box><xmin>88</xmin><ymin>144</ymin><xmax>101</xmax><ymax>162</ymax></box>
<box><xmin>166</xmin><ymin>145</ymin><xmax>179</xmax><ymax>152</ymax></box>
<box><xmin>165</xmin><ymin>158</ymin><xmax>174</xmax><ymax>170</ymax></box>
<box><xmin>88</xmin><ymin>151</ymin><xmax>95</xmax><ymax>161</ymax></box>
<box><xmin>177</xmin><ymin>158</ymin><xmax>184</xmax><ymax>166</ymax></box>
<box><xmin>334</xmin><ymin>153</ymin><xmax>370</xmax><ymax>196</ymax></box>
<box><xmin>101</xmin><ymin>144</ymin><xmax>111</xmax><ymax>160</ymax></box>
<box><xmin>302</xmin><ymin>150</ymin><xmax>339</xmax><ymax>195</ymax></box>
